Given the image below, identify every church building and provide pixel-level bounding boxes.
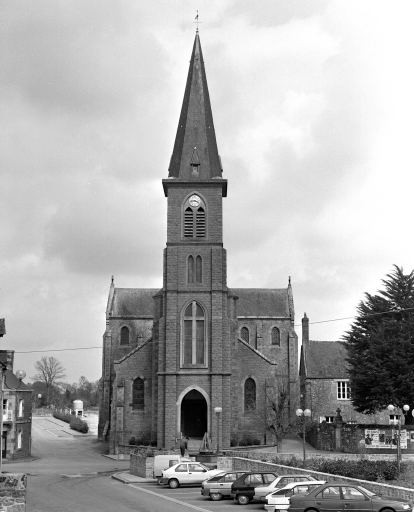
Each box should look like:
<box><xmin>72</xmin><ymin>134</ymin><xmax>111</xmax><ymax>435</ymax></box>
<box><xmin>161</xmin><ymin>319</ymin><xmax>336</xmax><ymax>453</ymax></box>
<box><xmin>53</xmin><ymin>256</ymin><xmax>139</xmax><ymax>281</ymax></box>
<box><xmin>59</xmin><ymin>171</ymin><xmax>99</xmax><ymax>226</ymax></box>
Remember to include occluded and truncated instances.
<box><xmin>99</xmin><ymin>33</ymin><xmax>299</xmax><ymax>453</ymax></box>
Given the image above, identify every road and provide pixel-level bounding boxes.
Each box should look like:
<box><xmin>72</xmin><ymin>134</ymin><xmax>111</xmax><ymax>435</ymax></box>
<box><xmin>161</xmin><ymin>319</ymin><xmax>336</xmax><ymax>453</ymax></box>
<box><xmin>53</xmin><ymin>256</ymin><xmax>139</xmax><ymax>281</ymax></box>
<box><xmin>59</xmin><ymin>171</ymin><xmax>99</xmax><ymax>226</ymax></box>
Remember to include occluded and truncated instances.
<box><xmin>2</xmin><ymin>416</ymin><xmax>266</xmax><ymax>512</ymax></box>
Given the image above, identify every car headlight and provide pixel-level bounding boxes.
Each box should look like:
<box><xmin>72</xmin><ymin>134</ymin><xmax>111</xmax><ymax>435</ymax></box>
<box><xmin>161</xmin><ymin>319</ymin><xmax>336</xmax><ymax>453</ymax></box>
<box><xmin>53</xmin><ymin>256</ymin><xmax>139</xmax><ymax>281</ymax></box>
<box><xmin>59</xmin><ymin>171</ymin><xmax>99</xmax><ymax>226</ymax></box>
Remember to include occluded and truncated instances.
<box><xmin>402</xmin><ymin>505</ymin><xmax>410</xmax><ymax>510</ymax></box>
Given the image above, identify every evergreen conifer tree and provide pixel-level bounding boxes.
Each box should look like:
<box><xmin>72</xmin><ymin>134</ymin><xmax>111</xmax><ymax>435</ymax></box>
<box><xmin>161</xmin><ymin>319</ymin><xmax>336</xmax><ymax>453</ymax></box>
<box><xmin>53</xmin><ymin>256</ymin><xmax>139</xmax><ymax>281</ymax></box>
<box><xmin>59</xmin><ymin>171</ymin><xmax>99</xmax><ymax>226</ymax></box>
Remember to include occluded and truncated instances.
<box><xmin>342</xmin><ymin>266</ymin><xmax>414</xmax><ymax>421</ymax></box>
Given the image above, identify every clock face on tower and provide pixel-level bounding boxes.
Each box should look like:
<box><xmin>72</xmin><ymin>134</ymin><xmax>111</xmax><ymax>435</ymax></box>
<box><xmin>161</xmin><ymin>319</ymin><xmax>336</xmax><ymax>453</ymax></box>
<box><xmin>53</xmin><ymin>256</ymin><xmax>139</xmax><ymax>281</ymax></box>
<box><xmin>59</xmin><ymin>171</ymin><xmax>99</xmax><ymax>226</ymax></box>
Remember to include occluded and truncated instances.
<box><xmin>189</xmin><ymin>195</ymin><xmax>200</xmax><ymax>207</ymax></box>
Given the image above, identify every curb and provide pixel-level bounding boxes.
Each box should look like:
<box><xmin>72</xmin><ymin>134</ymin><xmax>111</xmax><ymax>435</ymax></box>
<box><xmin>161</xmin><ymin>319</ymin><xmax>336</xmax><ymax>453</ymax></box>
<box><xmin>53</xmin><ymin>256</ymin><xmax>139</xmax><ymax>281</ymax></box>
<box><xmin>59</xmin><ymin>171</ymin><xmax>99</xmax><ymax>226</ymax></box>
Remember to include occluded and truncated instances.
<box><xmin>111</xmin><ymin>472</ymin><xmax>155</xmax><ymax>484</ymax></box>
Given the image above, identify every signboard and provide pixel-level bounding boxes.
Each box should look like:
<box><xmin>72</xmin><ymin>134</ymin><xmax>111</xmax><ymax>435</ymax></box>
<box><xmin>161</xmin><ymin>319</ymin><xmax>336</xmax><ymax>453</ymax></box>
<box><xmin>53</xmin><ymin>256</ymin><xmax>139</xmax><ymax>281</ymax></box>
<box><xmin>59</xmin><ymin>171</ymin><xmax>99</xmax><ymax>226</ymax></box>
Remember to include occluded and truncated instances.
<box><xmin>364</xmin><ymin>428</ymin><xmax>407</xmax><ymax>448</ymax></box>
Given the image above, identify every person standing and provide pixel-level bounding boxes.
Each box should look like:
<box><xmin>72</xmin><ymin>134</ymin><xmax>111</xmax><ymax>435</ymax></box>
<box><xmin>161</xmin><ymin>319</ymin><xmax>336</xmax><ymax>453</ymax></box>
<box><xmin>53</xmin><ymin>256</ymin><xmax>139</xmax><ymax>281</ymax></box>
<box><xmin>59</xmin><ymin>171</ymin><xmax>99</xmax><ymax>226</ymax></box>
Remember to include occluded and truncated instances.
<box><xmin>180</xmin><ymin>437</ymin><xmax>189</xmax><ymax>457</ymax></box>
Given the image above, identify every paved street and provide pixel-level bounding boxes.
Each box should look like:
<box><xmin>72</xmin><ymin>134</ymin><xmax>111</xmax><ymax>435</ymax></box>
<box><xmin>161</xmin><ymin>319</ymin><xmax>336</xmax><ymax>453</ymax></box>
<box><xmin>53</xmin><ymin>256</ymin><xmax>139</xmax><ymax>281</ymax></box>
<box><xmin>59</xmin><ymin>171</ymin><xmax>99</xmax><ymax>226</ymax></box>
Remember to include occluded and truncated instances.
<box><xmin>2</xmin><ymin>416</ymin><xmax>269</xmax><ymax>511</ymax></box>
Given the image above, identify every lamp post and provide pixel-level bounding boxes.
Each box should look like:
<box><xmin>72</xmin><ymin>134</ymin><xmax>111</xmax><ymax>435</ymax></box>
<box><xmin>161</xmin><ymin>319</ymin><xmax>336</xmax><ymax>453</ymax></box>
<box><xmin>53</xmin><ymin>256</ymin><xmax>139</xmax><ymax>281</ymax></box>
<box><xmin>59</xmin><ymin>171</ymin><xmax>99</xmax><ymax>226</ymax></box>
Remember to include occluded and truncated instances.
<box><xmin>214</xmin><ymin>406</ymin><xmax>222</xmax><ymax>455</ymax></box>
<box><xmin>296</xmin><ymin>408</ymin><xmax>311</xmax><ymax>466</ymax></box>
<box><xmin>387</xmin><ymin>404</ymin><xmax>411</xmax><ymax>478</ymax></box>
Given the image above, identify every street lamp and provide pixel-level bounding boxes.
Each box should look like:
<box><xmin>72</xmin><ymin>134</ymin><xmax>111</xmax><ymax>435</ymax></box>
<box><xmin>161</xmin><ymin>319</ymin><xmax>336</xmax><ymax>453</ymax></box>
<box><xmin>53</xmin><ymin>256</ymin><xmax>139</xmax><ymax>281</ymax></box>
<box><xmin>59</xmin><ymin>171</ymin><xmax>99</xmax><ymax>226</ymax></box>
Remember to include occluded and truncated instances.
<box><xmin>214</xmin><ymin>406</ymin><xmax>222</xmax><ymax>455</ymax></box>
<box><xmin>387</xmin><ymin>404</ymin><xmax>411</xmax><ymax>477</ymax></box>
<box><xmin>296</xmin><ymin>408</ymin><xmax>311</xmax><ymax>466</ymax></box>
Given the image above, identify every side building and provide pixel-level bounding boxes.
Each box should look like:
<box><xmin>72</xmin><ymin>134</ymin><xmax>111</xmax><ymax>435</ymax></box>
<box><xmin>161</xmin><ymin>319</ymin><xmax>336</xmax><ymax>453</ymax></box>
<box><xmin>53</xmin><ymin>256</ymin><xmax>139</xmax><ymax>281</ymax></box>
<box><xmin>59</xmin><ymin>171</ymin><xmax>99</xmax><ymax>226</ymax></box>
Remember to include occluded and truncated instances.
<box><xmin>0</xmin><ymin>349</ymin><xmax>32</xmax><ymax>460</ymax></box>
<box><xmin>299</xmin><ymin>314</ymin><xmax>392</xmax><ymax>425</ymax></box>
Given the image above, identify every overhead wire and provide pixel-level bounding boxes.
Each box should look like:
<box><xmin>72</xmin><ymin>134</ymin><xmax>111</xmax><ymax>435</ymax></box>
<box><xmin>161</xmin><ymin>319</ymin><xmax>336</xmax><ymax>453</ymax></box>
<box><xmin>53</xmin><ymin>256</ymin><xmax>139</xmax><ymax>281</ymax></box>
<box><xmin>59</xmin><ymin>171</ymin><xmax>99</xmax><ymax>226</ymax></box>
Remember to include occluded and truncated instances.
<box><xmin>14</xmin><ymin>306</ymin><xmax>414</xmax><ymax>354</ymax></box>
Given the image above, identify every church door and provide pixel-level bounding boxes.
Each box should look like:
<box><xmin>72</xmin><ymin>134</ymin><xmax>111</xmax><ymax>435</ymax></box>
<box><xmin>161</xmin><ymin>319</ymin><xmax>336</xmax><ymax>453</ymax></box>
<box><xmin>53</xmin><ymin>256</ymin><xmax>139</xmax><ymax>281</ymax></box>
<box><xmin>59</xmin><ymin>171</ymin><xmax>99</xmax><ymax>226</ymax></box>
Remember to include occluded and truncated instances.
<box><xmin>181</xmin><ymin>390</ymin><xmax>207</xmax><ymax>438</ymax></box>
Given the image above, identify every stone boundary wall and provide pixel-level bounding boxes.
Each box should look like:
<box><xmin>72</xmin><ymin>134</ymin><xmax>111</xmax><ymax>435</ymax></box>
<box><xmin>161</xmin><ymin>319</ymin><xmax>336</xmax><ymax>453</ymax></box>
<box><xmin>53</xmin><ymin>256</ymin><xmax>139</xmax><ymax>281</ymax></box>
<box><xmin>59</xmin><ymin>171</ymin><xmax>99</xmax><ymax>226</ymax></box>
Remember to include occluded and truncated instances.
<box><xmin>224</xmin><ymin>449</ymin><xmax>414</xmax><ymax>462</ymax></box>
<box><xmin>130</xmin><ymin>454</ymin><xmax>155</xmax><ymax>478</ymax></box>
<box><xmin>218</xmin><ymin>456</ymin><xmax>414</xmax><ymax>505</ymax></box>
<box><xmin>0</xmin><ymin>474</ymin><xmax>27</xmax><ymax>511</ymax></box>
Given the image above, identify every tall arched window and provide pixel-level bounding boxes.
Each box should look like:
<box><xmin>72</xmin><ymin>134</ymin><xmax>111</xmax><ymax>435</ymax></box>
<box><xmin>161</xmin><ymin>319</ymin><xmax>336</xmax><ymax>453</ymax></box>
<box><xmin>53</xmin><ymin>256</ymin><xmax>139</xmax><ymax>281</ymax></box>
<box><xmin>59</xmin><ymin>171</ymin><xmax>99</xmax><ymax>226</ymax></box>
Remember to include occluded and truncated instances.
<box><xmin>271</xmin><ymin>327</ymin><xmax>280</xmax><ymax>346</ymax></box>
<box><xmin>240</xmin><ymin>327</ymin><xmax>249</xmax><ymax>344</ymax></box>
<box><xmin>183</xmin><ymin>195</ymin><xmax>206</xmax><ymax>238</ymax></box>
<box><xmin>244</xmin><ymin>378</ymin><xmax>256</xmax><ymax>411</ymax></box>
<box><xmin>120</xmin><ymin>326</ymin><xmax>130</xmax><ymax>345</ymax></box>
<box><xmin>196</xmin><ymin>256</ymin><xmax>202</xmax><ymax>284</ymax></box>
<box><xmin>132</xmin><ymin>378</ymin><xmax>144</xmax><ymax>410</ymax></box>
<box><xmin>183</xmin><ymin>301</ymin><xmax>206</xmax><ymax>366</ymax></box>
<box><xmin>188</xmin><ymin>255</ymin><xmax>194</xmax><ymax>283</ymax></box>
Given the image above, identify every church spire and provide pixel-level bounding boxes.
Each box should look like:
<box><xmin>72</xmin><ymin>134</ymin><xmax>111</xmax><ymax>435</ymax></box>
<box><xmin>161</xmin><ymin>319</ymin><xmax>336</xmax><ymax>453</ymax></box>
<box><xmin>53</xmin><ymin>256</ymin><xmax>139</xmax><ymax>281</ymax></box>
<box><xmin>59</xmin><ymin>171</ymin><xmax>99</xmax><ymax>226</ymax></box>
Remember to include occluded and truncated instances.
<box><xmin>168</xmin><ymin>33</ymin><xmax>222</xmax><ymax>180</ymax></box>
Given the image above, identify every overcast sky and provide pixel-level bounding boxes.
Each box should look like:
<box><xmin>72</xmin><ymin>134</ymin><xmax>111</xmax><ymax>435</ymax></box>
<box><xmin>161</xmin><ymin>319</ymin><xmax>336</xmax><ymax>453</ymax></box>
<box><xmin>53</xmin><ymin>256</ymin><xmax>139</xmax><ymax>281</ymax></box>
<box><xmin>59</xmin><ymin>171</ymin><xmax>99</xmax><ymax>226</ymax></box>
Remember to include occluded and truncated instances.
<box><xmin>1</xmin><ymin>1</ymin><xmax>413</xmax><ymax>384</ymax></box>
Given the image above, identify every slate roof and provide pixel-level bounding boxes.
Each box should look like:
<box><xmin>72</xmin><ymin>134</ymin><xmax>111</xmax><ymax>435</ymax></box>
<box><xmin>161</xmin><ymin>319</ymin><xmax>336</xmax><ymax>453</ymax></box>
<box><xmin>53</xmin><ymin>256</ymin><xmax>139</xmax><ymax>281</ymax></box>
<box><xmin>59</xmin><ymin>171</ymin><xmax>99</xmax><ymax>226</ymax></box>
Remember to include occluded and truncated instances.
<box><xmin>302</xmin><ymin>339</ymin><xmax>348</xmax><ymax>379</ymax></box>
<box><xmin>109</xmin><ymin>288</ymin><xmax>160</xmax><ymax>317</ymax></box>
<box><xmin>4</xmin><ymin>369</ymin><xmax>30</xmax><ymax>391</ymax></box>
<box><xmin>230</xmin><ymin>288</ymin><xmax>290</xmax><ymax>317</ymax></box>
<box><xmin>168</xmin><ymin>32</ymin><xmax>222</xmax><ymax>180</ymax></box>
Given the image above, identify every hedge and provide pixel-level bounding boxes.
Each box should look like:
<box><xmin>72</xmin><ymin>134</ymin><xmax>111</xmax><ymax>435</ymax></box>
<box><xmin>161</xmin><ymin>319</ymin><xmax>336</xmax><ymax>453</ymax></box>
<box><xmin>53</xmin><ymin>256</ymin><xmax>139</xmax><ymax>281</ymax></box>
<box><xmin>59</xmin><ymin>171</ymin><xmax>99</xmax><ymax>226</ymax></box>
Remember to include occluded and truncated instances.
<box><xmin>53</xmin><ymin>411</ymin><xmax>89</xmax><ymax>434</ymax></box>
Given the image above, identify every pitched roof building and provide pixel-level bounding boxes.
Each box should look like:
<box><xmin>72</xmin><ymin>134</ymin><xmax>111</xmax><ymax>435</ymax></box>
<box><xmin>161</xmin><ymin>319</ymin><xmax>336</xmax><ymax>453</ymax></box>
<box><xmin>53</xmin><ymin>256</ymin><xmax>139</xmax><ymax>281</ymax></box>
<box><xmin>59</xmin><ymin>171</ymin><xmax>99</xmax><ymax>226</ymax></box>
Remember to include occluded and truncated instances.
<box><xmin>99</xmin><ymin>33</ymin><xmax>299</xmax><ymax>452</ymax></box>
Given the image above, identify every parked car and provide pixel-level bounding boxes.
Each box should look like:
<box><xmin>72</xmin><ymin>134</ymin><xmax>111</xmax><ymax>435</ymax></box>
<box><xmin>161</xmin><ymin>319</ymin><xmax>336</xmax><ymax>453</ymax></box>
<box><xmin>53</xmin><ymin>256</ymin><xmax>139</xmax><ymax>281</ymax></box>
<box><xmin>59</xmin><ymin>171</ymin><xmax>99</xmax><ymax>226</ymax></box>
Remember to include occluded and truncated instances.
<box><xmin>288</xmin><ymin>482</ymin><xmax>412</xmax><ymax>512</ymax></box>
<box><xmin>264</xmin><ymin>480</ymin><xmax>326</xmax><ymax>512</ymax></box>
<box><xmin>201</xmin><ymin>471</ymin><xmax>248</xmax><ymax>501</ymax></box>
<box><xmin>254</xmin><ymin>474</ymin><xmax>317</xmax><ymax>501</ymax></box>
<box><xmin>159</xmin><ymin>462</ymin><xmax>223</xmax><ymax>488</ymax></box>
<box><xmin>153</xmin><ymin>455</ymin><xmax>191</xmax><ymax>482</ymax></box>
<box><xmin>230</xmin><ymin>471</ymin><xmax>278</xmax><ymax>505</ymax></box>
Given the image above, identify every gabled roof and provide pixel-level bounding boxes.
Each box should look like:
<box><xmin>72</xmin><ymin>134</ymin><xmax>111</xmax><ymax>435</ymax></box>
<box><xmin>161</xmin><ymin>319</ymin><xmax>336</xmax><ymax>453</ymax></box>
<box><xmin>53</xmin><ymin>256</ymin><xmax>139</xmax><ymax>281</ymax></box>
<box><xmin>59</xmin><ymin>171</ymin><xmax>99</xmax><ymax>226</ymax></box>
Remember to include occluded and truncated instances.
<box><xmin>108</xmin><ymin>288</ymin><xmax>160</xmax><ymax>317</ymax></box>
<box><xmin>230</xmin><ymin>288</ymin><xmax>290</xmax><ymax>318</ymax></box>
<box><xmin>168</xmin><ymin>32</ymin><xmax>222</xmax><ymax>180</ymax></box>
<box><xmin>4</xmin><ymin>369</ymin><xmax>30</xmax><ymax>391</ymax></box>
<box><xmin>302</xmin><ymin>339</ymin><xmax>348</xmax><ymax>379</ymax></box>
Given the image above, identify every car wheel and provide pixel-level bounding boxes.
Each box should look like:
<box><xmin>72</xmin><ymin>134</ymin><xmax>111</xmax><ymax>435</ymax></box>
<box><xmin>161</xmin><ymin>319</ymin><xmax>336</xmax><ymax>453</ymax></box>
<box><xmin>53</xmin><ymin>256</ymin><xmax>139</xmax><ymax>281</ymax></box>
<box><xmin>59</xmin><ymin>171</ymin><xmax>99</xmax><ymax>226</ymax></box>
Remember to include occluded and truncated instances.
<box><xmin>237</xmin><ymin>495</ymin><xmax>250</xmax><ymax>505</ymax></box>
<box><xmin>210</xmin><ymin>492</ymin><xmax>223</xmax><ymax>501</ymax></box>
<box><xmin>168</xmin><ymin>478</ymin><xmax>179</xmax><ymax>489</ymax></box>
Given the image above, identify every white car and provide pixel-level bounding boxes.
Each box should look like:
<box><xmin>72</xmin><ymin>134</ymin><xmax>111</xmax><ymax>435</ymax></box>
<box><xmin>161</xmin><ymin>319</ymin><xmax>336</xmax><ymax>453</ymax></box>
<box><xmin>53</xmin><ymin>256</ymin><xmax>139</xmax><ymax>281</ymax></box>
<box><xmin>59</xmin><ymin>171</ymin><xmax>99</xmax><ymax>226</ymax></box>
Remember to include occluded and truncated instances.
<box><xmin>254</xmin><ymin>474</ymin><xmax>317</xmax><ymax>502</ymax></box>
<box><xmin>159</xmin><ymin>462</ymin><xmax>223</xmax><ymax>488</ymax></box>
<box><xmin>264</xmin><ymin>480</ymin><xmax>326</xmax><ymax>512</ymax></box>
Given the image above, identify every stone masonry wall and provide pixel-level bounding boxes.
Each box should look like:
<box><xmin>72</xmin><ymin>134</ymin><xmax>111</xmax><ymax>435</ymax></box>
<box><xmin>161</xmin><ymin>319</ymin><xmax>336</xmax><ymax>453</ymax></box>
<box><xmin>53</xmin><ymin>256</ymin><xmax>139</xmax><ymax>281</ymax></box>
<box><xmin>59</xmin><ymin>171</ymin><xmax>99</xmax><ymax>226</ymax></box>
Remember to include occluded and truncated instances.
<box><xmin>0</xmin><ymin>474</ymin><xmax>27</xmax><ymax>511</ymax></box>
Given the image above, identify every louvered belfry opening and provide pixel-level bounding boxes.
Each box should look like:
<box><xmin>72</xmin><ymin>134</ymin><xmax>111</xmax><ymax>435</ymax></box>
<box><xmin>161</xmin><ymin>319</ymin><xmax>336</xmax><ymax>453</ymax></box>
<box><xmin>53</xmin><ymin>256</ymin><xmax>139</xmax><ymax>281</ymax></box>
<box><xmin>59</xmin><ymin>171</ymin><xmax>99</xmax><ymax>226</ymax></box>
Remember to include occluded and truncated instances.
<box><xmin>183</xmin><ymin>196</ymin><xmax>206</xmax><ymax>238</ymax></box>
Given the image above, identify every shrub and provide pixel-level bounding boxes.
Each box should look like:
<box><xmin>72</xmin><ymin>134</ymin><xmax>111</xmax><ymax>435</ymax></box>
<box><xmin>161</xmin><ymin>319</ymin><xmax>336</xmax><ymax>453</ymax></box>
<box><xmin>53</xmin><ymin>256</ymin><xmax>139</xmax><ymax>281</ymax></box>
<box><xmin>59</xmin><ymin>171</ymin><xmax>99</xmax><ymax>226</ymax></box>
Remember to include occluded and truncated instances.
<box><xmin>128</xmin><ymin>437</ymin><xmax>136</xmax><ymax>445</ymax></box>
<box><xmin>230</xmin><ymin>437</ymin><xmax>238</xmax><ymax>447</ymax></box>
<box><xmin>69</xmin><ymin>416</ymin><xmax>89</xmax><ymax>434</ymax></box>
<box><xmin>253</xmin><ymin>439</ymin><xmax>261</xmax><ymax>445</ymax></box>
<box><xmin>53</xmin><ymin>411</ymin><xmax>71</xmax><ymax>424</ymax></box>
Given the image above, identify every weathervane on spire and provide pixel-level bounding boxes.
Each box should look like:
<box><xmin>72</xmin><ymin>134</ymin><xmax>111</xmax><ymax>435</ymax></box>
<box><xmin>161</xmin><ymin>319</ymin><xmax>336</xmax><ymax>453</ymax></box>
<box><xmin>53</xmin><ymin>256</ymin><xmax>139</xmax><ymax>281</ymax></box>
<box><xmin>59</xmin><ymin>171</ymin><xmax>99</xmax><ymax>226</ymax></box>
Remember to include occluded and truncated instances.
<box><xmin>194</xmin><ymin>10</ymin><xmax>201</xmax><ymax>32</ymax></box>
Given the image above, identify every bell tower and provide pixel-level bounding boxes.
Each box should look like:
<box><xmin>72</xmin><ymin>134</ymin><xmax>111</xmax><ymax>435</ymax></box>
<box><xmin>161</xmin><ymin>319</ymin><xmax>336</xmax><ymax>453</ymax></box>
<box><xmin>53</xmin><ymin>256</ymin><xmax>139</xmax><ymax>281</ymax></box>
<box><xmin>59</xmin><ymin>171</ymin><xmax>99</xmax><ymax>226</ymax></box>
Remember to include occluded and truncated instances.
<box><xmin>157</xmin><ymin>32</ymin><xmax>231</xmax><ymax>449</ymax></box>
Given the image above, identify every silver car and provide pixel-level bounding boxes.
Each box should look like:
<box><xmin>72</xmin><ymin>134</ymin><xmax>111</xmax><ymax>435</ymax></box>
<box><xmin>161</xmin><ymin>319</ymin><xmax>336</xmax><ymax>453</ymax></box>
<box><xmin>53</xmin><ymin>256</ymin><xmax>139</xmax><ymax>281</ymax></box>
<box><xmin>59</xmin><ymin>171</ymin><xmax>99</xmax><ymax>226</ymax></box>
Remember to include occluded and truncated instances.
<box><xmin>201</xmin><ymin>471</ymin><xmax>248</xmax><ymax>501</ymax></box>
<box><xmin>254</xmin><ymin>474</ymin><xmax>317</xmax><ymax>501</ymax></box>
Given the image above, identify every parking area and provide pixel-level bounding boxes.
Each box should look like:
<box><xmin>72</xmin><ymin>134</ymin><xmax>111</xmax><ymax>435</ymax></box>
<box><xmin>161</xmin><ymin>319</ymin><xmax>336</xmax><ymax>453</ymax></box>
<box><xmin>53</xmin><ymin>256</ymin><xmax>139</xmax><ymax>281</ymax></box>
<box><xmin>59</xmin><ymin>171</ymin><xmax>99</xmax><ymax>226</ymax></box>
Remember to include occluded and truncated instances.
<box><xmin>128</xmin><ymin>480</ymin><xmax>267</xmax><ymax>512</ymax></box>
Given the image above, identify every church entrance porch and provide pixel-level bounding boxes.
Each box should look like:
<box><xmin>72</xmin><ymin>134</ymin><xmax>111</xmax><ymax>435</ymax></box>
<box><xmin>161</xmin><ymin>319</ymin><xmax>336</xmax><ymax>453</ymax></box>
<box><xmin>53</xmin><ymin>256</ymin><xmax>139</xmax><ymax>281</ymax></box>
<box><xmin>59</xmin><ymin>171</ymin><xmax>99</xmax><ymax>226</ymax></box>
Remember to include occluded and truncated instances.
<box><xmin>180</xmin><ymin>389</ymin><xmax>207</xmax><ymax>438</ymax></box>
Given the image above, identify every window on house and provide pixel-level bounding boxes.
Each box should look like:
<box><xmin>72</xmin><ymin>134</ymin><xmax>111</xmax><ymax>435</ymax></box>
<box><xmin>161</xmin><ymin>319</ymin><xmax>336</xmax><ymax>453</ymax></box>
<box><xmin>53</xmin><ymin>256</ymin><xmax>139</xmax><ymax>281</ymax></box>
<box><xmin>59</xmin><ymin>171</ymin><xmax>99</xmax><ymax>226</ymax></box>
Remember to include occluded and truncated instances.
<box><xmin>18</xmin><ymin>399</ymin><xmax>23</xmax><ymax>417</ymax></box>
<box><xmin>244</xmin><ymin>378</ymin><xmax>256</xmax><ymax>411</ymax></box>
<box><xmin>337</xmin><ymin>381</ymin><xmax>351</xmax><ymax>400</ymax></box>
<box><xmin>183</xmin><ymin>196</ymin><xmax>206</xmax><ymax>238</ymax></box>
<box><xmin>17</xmin><ymin>430</ymin><xmax>22</xmax><ymax>450</ymax></box>
<box><xmin>2</xmin><ymin>399</ymin><xmax>9</xmax><ymax>421</ymax></box>
<box><xmin>320</xmin><ymin>416</ymin><xmax>334</xmax><ymax>423</ymax></box>
<box><xmin>389</xmin><ymin>414</ymin><xmax>400</xmax><ymax>425</ymax></box>
<box><xmin>271</xmin><ymin>327</ymin><xmax>280</xmax><ymax>346</ymax></box>
<box><xmin>132</xmin><ymin>378</ymin><xmax>144</xmax><ymax>410</ymax></box>
<box><xmin>182</xmin><ymin>301</ymin><xmax>206</xmax><ymax>366</ymax></box>
<box><xmin>120</xmin><ymin>326</ymin><xmax>130</xmax><ymax>345</ymax></box>
<box><xmin>240</xmin><ymin>327</ymin><xmax>249</xmax><ymax>344</ymax></box>
<box><xmin>188</xmin><ymin>255</ymin><xmax>194</xmax><ymax>283</ymax></box>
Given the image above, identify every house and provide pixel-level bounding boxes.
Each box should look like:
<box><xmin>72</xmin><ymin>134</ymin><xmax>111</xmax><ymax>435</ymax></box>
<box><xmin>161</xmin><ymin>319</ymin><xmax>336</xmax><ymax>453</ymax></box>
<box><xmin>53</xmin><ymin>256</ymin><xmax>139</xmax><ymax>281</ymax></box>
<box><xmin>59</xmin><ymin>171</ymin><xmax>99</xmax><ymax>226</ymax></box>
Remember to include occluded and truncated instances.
<box><xmin>1</xmin><ymin>349</ymin><xmax>32</xmax><ymax>460</ymax></box>
<box><xmin>299</xmin><ymin>314</ymin><xmax>391</xmax><ymax>425</ymax></box>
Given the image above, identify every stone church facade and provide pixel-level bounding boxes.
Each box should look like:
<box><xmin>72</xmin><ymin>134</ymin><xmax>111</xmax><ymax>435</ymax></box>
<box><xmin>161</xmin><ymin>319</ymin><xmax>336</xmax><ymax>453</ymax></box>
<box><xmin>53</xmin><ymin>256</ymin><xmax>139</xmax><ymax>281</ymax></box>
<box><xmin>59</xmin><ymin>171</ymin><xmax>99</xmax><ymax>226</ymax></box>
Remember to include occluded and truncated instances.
<box><xmin>99</xmin><ymin>33</ymin><xmax>299</xmax><ymax>453</ymax></box>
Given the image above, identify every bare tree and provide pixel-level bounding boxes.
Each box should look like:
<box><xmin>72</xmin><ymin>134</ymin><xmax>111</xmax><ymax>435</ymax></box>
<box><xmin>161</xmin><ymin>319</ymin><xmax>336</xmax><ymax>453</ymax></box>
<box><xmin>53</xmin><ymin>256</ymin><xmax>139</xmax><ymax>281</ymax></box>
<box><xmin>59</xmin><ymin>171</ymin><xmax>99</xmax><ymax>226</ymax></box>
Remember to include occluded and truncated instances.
<box><xmin>31</xmin><ymin>356</ymin><xmax>66</xmax><ymax>404</ymax></box>
<box><xmin>266</xmin><ymin>377</ymin><xmax>293</xmax><ymax>453</ymax></box>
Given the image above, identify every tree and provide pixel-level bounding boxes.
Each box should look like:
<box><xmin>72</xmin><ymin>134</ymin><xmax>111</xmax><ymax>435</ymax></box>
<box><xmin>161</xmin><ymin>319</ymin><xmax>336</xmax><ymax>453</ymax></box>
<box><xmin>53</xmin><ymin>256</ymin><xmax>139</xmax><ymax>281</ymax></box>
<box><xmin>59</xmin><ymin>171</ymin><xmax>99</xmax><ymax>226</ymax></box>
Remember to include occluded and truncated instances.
<box><xmin>31</xmin><ymin>356</ymin><xmax>66</xmax><ymax>405</ymax></box>
<box><xmin>342</xmin><ymin>265</ymin><xmax>414</xmax><ymax>421</ymax></box>
<box><xmin>265</xmin><ymin>377</ymin><xmax>293</xmax><ymax>452</ymax></box>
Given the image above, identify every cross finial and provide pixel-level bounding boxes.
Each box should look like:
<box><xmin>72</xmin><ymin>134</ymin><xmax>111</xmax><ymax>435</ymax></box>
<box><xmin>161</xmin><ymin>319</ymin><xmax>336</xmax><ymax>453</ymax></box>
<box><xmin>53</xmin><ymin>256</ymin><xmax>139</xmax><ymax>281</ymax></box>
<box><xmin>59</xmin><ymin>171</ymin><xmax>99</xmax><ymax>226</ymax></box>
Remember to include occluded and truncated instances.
<box><xmin>194</xmin><ymin>10</ymin><xmax>201</xmax><ymax>32</ymax></box>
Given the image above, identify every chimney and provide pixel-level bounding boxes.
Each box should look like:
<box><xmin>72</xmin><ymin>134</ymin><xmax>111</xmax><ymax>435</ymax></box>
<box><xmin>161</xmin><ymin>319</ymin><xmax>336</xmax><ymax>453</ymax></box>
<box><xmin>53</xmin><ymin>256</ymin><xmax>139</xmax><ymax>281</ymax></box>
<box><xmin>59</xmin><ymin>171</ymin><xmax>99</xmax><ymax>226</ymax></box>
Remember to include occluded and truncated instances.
<box><xmin>302</xmin><ymin>313</ymin><xmax>309</xmax><ymax>344</ymax></box>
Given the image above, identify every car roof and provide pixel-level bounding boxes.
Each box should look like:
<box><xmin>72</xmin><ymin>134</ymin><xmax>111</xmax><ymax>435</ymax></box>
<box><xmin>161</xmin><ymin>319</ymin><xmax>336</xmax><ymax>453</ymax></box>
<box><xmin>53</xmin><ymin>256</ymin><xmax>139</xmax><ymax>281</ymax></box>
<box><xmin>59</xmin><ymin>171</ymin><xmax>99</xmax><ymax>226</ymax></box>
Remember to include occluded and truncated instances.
<box><xmin>279</xmin><ymin>481</ymin><xmax>326</xmax><ymax>489</ymax></box>
<box><xmin>277</xmin><ymin>474</ymin><xmax>314</xmax><ymax>478</ymax></box>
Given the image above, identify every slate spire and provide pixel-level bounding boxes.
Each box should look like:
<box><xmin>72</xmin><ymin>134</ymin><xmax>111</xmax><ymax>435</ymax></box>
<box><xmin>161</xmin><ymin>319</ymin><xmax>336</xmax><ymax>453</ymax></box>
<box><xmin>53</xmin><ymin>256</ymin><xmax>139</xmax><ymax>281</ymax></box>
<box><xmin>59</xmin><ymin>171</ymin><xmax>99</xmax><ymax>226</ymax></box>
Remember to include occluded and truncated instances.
<box><xmin>168</xmin><ymin>33</ymin><xmax>222</xmax><ymax>180</ymax></box>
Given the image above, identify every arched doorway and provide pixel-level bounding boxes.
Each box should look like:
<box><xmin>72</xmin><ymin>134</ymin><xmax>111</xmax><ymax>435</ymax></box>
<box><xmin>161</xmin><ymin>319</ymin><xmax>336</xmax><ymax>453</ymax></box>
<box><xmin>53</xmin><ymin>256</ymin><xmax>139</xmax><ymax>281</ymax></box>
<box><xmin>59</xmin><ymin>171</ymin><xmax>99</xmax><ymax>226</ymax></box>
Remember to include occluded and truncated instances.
<box><xmin>181</xmin><ymin>389</ymin><xmax>207</xmax><ymax>438</ymax></box>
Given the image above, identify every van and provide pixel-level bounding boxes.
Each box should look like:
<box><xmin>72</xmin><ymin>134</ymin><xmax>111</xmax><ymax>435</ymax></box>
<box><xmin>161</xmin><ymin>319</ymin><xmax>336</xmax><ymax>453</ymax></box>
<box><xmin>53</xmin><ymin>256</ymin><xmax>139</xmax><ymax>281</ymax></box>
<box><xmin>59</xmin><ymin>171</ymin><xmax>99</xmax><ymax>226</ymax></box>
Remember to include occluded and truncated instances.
<box><xmin>153</xmin><ymin>455</ymin><xmax>192</xmax><ymax>482</ymax></box>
